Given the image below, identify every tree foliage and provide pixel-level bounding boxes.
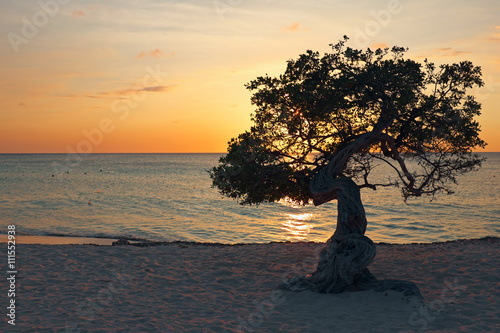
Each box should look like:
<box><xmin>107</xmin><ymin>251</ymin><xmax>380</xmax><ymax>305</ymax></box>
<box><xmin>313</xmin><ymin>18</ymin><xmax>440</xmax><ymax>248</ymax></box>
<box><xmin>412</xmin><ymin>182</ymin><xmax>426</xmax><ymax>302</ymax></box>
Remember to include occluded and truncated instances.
<box><xmin>210</xmin><ymin>36</ymin><xmax>486</xmax><ymax>205</ymax></box>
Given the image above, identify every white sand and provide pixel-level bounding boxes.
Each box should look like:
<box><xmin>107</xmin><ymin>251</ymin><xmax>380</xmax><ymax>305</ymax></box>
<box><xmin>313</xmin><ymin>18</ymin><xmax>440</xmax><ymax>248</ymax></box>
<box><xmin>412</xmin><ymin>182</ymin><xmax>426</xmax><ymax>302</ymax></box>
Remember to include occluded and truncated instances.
<box><xmin>2</xmin><ymin>238</ymin><xmax>499</xmax><ymax>332</ymax></box>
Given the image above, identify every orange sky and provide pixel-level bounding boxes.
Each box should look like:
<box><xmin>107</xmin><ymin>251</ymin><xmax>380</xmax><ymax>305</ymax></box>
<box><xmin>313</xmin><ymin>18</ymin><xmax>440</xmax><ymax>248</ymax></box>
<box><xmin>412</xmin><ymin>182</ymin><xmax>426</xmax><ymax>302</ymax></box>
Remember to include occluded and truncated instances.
<box><xmin>1</xmin><ymin>0</ymin><xmax>499</xmax><ymax>153</ymax></box>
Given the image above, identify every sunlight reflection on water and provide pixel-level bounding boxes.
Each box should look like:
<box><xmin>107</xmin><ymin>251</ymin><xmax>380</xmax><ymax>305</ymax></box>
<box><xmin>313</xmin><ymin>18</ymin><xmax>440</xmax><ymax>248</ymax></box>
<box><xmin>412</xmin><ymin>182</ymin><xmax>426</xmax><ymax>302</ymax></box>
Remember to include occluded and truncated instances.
<box><xmin>0</xmin><ymin>153</ymin><xmax>498</xmax><ymax>244</ymax></box>
<box><xmin>281</xmin><ymin>213</ymin><xmax>314</xmax><ymax>241</ymax></box>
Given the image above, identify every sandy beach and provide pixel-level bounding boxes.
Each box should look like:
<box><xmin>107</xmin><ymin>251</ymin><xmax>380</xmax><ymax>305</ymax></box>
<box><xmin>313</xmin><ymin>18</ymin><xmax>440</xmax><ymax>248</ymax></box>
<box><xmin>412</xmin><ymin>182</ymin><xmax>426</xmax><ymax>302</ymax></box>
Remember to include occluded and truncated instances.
<box><xmin>2</xmin><ymin>237</ymin><xmax>499</xmax><ymax>332</ymax></box>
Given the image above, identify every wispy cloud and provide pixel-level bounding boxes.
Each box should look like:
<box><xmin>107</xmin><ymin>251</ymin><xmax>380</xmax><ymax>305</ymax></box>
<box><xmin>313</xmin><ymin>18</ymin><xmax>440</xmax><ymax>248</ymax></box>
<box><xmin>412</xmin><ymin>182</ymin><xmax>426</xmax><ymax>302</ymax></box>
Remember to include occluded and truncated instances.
<box><xmin>137</xmin><ymin>85</ymin><xmax>171</xmax><ymax>92</ymax></box>
<box><xmin>433</xmin><ymin>48</ymin><xmax>469</xmax><ymax>57</ymax></box>
<box><xmin>62</xmin><ymin>85</ymin><xmax>175</xmax><ymax>100</ymax></box>
<box><xmin>281</xmin><ymin>22</ymin><xmax>306</xmax><ymax>32</ymax></box>
<box><xmin>417</xmin><ymin>47</ymin><xmax>470</xmax><ymax>58</ymax></box>
<box><xmin>104</xmin><ymin>84</ymin><xmax>175</xmax><ymax>97</ymax></box>
<box><xmin>485</xmin><ymin>26</ymin><xmax>500</xmax><ymax>42</ymax></box>
<box><xmin>370</xmin><ymin>42</ymin><xmax>389</xmax><ymax>49</ymax></box>
<box><xmin>136</xmin><ymin>49</ymin><xmax>175</xmax><ymax>59</ymax></box>
<box><xmin>71</xmin><ymin>9</ymin><xmax>86</xmax><ymax>17</ymax></box>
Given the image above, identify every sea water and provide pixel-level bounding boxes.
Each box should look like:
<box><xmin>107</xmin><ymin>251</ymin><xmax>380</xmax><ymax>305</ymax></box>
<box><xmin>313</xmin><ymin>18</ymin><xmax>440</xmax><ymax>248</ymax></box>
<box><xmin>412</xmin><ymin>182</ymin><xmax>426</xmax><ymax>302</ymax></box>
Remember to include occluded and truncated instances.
<box><xmin>0</xmin><ymin>153</ymin><xmax>498</xmax><ymax>244</ymax></box>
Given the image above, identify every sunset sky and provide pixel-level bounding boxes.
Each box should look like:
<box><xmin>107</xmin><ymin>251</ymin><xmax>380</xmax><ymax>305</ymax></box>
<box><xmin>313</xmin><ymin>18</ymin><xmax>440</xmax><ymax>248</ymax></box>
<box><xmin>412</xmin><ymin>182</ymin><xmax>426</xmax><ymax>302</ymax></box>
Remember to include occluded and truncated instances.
<box><xmin>1</xmin><ymin>0</ymin><xmax>499</xmax><ymax>153</ymax></box>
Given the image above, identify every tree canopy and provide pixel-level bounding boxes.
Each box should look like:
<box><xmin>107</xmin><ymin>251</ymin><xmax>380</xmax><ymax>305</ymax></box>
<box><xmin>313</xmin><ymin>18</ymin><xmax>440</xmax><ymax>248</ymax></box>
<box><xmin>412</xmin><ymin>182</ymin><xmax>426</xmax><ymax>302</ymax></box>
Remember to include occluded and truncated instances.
<box><xmin>210</xmin><ymin>37</ymin><xmax>486</xmax><ymax>206</ymax></box>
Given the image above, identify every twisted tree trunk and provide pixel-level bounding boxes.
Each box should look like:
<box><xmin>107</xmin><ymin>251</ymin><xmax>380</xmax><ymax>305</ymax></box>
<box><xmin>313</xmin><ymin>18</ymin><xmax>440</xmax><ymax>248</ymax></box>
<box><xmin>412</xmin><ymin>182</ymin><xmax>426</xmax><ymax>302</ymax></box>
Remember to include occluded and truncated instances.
<box><xmin>280</xmin><ymin>177</ymin><xmax>377</xmax><ymax>293</ymax></box>
<box><xmin>279</xmin><ymin>123</ymin><xmax>424</xmax><ymax>299</ymax></box>
<box><xmin>279</xmin><ymin>177</ymin><xmax>422</xmax><ymax>298</ymax></box>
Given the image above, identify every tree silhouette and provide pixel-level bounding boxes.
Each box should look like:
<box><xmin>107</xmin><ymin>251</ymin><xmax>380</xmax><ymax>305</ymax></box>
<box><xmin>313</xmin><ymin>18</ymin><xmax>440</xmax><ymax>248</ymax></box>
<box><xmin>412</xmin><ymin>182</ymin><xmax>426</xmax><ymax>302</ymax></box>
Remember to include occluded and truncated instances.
<box><xmin>210</xmin><ymin>37</ymin><xmax>486</xmax><ymax>296</ymax></box>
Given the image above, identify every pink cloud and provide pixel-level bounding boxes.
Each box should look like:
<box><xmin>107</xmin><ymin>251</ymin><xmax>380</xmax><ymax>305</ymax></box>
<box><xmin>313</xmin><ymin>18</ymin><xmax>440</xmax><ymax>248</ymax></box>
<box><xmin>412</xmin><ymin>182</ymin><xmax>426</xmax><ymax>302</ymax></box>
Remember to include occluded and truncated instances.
<box><xmin>370</xmin><ymin>42</ymin><xmax>389</xmax><ymax>49</ymax></box>
<box><xmin>282</xmin><ymin>22</ymin><xmax>305</xmax><ymax>32</ymax></box>
<box><xmin>150</xmin><ymin>49</ymin><xmax>164</xmax><ymax>57</ymax></box>
<box><xmin>136</xmin><ymin>51</ymin><xmax>147</xmax><ymax>59</ymax></box>
<box><xmin>71</xmin><ymin>10</ymin><xmax>86</xmax><ymax>17</ymax></box>
<box><xmin>136</xmin><ymin>49</ymin><xmax>175</xmax><ymax>59</ymax></box>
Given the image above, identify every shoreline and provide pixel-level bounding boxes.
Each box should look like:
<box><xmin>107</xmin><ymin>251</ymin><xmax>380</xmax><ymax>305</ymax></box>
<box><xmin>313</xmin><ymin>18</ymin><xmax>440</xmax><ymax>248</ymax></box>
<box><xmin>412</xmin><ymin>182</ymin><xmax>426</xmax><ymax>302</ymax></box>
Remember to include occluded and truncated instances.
<box><xmin>1</xmin><ymin>234</ymin><xmax>118</xmax><ymax>245</ymax></box>
<box><xmin>1</xmin><ymin>233</ymin><xmax>499</xmax><ymax>246</ymax></box>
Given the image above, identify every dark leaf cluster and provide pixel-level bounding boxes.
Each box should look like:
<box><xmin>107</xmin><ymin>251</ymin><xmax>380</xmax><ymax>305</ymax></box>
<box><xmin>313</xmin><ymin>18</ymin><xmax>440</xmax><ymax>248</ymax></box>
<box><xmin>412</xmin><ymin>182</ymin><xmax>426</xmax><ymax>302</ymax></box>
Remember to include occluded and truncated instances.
<box><xmin>210</xmin><ymin>36</ymin><xmax>486</xmax><ymax>205</ymax></box>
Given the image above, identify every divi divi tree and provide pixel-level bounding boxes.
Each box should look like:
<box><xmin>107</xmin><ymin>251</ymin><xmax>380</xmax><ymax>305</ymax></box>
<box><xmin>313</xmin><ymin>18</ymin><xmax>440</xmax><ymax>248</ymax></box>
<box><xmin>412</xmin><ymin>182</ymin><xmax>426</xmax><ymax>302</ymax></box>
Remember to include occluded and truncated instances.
<box><xmin>210</xmin><ymin>37</ymin><xmax>486</xmax><ymax>296</ymax></box>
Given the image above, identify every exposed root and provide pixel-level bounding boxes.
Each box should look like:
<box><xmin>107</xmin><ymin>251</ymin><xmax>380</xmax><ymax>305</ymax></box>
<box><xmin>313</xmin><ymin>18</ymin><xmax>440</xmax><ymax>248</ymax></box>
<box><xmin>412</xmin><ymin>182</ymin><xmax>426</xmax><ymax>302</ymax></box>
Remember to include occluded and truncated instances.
<box><xmin>279</xmin><ymin>234</ymin><xmax>376</xmax><ymax>293</ymax></box>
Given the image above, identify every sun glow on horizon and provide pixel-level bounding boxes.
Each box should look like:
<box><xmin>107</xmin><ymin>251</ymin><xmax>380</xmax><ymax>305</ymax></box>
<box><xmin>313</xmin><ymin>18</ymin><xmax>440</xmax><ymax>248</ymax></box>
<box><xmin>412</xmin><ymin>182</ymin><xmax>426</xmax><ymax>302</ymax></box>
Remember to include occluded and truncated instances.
<box><xmin>1</xmin><ymin>1</ymin><xmax>499</xmax><ymax>153</ymax></box>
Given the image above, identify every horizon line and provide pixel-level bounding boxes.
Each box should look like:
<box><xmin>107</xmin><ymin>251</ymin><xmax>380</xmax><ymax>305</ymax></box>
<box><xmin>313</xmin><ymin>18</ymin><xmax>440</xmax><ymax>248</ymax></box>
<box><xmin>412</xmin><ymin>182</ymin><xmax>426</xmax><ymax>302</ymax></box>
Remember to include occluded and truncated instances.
<box><xmin>0</xmin><ymin>152</ymin><xmax>227</xmax><ymax>154</ymax></box>
<box><xmin>1</xmin><ymin>151</ymin><xmax>499</xmax><ymax>154</ymax></box>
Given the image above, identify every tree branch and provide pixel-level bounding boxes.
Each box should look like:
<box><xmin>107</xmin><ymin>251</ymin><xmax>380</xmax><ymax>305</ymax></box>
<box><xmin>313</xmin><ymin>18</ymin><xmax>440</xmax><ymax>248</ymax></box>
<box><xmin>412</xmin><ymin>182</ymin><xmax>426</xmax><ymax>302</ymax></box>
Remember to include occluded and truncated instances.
<box><xmin>310</xmin><ymin>119</ymin><xmax>393</xmax><ymax>205</ymax></box>
<box><xmin>379</xmin><ymin>133</ymin><xmax>419</xmax><ymax>196</ymax></box>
